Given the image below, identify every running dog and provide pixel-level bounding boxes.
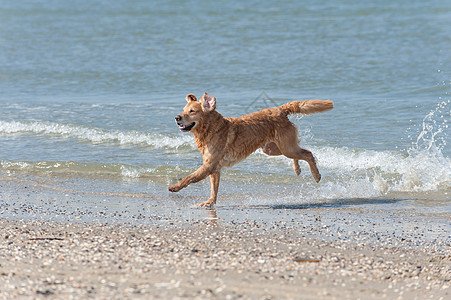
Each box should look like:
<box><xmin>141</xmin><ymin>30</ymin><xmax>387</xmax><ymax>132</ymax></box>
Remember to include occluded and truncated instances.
<box><xmin>169</xmin><ymin>93</ymin><xmax>333</xmax><ymax>206</ymax></box>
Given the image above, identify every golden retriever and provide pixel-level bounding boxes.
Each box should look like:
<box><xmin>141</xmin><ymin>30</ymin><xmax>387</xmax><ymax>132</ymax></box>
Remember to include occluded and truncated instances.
<box><xmin>169</xmin><ymin>93</ymin><xmax>333</xmax><ymax>206</ymax></box>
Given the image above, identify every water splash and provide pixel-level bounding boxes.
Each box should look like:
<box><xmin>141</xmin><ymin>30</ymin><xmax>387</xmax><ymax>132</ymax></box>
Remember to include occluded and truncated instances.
<box><xmin>290</xmin><ymin>101</ymin><xmax>451</xmax><ymax>201</ymax></box>
<box><xmin>400</xmin><ymin>100</ymin><xmax>450</xmax><ymax>192</ymax></box>
<box><xmin>413</xmin><ymin>100</ymin><xmax>449</xmax><ymax>152</ymax></box>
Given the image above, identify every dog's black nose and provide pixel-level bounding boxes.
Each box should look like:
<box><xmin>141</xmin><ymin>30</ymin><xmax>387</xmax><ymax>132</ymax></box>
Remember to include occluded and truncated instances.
<box><xmin>175</xmin><ymin>115</ymin><xmax>182</xmax><ymax>122</ymax></box>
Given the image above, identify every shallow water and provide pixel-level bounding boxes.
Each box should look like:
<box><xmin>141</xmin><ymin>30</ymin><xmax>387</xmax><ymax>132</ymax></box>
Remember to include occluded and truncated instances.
<box><xmin>0</xmin><ymin>0</ymin><xmax>450</xmax><ymax>217</ymax></box>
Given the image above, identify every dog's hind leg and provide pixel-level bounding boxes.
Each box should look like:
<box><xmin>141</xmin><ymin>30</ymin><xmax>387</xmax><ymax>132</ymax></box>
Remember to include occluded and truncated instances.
<box><xmin>198</xmin><ymin>171</ymin><xmax>220</xmax><ymax>207</ymax></box>
<box><xmin>282</xmin><ymin>147</ymin><xmax>320</xmax><ymax>182</ymax></box>
<box><xmin>283</xmin><ymin>148</ymin><xmax>320</xmax><ymax>182</ymax></box>
<box><xmin>277</xmin><ymin>130</ymin><xmax>321</xmax><ymax>182</ymax></box>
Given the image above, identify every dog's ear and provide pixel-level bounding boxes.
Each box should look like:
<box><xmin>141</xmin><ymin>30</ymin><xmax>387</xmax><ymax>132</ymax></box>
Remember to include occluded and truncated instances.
<box><xmin>200</xmin><ymin>92</ymin><xmax>216</xmax><ymax>112</ymax></box>
<box><xmin>185</xmin><ymin>94</ymin><xmax>197</xmax><ymax>102</ymax></box>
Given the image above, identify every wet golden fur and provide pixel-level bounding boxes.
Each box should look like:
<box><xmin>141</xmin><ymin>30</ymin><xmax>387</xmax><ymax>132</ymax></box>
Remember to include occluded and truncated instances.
<box><xmin>169</xmin><ymin>93</ymin><xmax>333</xmax><ymax>206</ymax></box>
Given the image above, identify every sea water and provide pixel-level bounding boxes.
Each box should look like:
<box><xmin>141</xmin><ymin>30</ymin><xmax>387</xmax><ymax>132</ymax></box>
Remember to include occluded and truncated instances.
<box><xmin>0</xmin><ymin>0</ymin><xmax>449</xmax><ymax>223</ymax></box>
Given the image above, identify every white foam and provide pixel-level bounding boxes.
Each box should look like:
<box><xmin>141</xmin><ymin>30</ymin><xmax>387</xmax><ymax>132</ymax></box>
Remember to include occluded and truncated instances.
<box><xmin>0</xmin><ymin>120</ymin><xmax>194</xmax><ymax>150</ymax></box>
<box><xmin>120</xmin><ymin>165</ymin><xmax>156</xmax><ymax>178</ymax></box>
<box><xmin>303</xmin><ymin>177</ymin><xmax>381</xmax><ymax>200</ymax></box>
<box><xmin>1</xmin><ymin>160</ymin><xmax>32</xmax><ymax>170</ymax></box>
<box><xmin>395</xmin><ymin>146</ymin><xmax>450</xmax><ymax>192</ymax></box>
<box><xmin>314</xmin><ymin>146</ymin><xmax>403</xmax><ymax>173</ymax></box>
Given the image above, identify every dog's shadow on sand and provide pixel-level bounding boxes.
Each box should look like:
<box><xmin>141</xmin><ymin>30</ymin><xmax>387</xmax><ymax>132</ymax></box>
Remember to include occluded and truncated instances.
<box><xmin>255</xmin><ymin>198</ymin><xmax>404</xmax><ymax>210</ymax></box>
<box><xmin>200</xmin><ymin>198</ymin><xmax>406</xmax><ymax>223</ymax></box>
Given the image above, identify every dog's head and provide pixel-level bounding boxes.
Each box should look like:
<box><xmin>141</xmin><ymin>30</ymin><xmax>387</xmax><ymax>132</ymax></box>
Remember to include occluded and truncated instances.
<box><xmin>175</xmin><ymin>93</ymin><xmax>216</xmax><ymax>132</ymax></box>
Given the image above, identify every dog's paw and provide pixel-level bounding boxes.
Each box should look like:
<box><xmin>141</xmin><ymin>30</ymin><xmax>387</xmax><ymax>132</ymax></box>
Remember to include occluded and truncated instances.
<box><xmin>314</xmin><ymin>173</ymin><xmax>321</xmax><ymax>183</ymax></box>
<box><xmin>197</xmin><ymin>200</ymin><xmax>215</xmax><ymax>207</ymax></box>
<box><xmin>294</xmin><ymin>166</ymin><xmax>301</xmax><ymax>176</ymax></box>
<box><xmin>168</xmin><ymin>185</ymin><xmax>181</xmax><ymax>192</ymax></box>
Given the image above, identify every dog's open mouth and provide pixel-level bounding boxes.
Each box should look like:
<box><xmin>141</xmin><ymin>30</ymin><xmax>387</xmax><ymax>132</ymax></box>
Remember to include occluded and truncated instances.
<box><xmin>178</xmin><ymin>122</ymin><xmax>196</xmax><ymax>132</ymax></box>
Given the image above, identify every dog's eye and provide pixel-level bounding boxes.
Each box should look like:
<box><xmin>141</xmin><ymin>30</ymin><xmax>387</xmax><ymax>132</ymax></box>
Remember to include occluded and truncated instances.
<box><xmin>189</xmin><ymin>109</ymin><xmax>195</xmax><ymax>113</ymax></box>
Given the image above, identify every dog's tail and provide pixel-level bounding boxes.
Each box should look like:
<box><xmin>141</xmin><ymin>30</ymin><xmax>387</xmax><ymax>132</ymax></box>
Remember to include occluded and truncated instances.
<box><xmin>281</xmin><ymin>100</ymin><xmax>333</xmax><ymax>116</ymax></box>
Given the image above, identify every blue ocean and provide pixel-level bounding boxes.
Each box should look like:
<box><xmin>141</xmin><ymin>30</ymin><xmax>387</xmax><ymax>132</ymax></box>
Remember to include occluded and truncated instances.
<box><xmin>0</xmin><ymin>0</ymin><xmax>449</xmax><ymax>225</ymax></box>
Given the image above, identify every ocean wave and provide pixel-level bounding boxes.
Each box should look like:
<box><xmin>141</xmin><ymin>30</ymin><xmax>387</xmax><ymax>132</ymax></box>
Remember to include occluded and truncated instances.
<box><xmin>0</xmin><ymin>120</ymin><xmax>194</xmax><ymax>150</ymax></box>
<box><xmin>314</xmin><ymin>144</ymin><xmax>449</xmax><ymax>196</ymax></box>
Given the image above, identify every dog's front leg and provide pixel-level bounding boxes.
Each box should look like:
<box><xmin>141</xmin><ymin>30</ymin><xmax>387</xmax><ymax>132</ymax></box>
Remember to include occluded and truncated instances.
<box><xmin>168</xmin><ymin>164</ymin><xmax>214</xmax><ymax>193</ymax></box>
<box><xmin>198</xmin><ymin>171</ymin><xmax>220</xmax><ymax>207</ymax></box>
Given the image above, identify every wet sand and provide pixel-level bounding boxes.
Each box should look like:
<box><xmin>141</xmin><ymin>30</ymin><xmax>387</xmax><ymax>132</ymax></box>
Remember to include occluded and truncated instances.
<box><xmin>0</xmin><ymin>176</ymin><xmax>450</xmax><ymax>299</ymax></box>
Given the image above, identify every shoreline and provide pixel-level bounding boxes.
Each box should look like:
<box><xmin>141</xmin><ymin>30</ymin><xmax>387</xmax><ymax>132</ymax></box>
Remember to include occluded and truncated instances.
<box><xmin>0</xmin><ymin>217</ymin><xmax>449</xmax><ymax>299</ymax></box>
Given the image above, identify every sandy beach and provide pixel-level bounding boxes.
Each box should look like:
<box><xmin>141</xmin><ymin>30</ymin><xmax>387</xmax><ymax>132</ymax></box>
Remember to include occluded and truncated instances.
<box><xmin>0</xmin><ymin>212</ymin><xmax>449</xmax><ymax>299</ymax></box>
<box><xmin>0</xmin><ymin>175</ymin><xmax>450</xmax><ymax>299</ymax></box>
